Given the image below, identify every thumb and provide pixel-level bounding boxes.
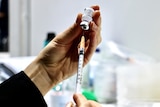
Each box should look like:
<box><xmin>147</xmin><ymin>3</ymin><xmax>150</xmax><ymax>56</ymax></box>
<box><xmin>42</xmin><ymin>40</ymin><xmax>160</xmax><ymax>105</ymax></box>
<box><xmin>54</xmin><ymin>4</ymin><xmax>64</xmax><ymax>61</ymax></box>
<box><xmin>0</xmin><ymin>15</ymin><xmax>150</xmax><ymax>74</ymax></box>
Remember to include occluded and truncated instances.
<box><xmin>55</xmin><ymin>13</ymin><xmax>82</xmax><ymax>45</ymax></box>
<box><xmin>73</xmin><ymin>93</ymin><xmax>87</xmax><ymax>106</ymax></box>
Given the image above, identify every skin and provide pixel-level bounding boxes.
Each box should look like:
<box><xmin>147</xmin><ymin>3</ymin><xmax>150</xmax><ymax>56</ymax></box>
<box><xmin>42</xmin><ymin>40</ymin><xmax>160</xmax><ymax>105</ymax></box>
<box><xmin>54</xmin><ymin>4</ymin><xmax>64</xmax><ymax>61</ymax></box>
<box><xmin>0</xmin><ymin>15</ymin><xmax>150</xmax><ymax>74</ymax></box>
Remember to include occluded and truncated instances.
<box><xmin>24</xmin><ymin>5</ymin><xmax>102</xmax><ymax>107</ymax></box>
<box><xmin>66</xmin><ymin>94</ymin><xmax>102</xmax><ymax>107</ymax></box>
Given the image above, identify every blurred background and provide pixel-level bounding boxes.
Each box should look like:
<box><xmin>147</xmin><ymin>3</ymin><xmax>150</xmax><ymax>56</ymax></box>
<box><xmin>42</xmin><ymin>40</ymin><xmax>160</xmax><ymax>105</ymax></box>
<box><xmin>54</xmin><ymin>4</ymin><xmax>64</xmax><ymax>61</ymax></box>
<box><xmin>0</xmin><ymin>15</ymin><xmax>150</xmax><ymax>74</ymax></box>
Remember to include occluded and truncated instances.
<box><xmin>0</xmin><ymin>0</ymin><xmax>159</xmax><ymax>59</ymax></box>
<box><xmin>1</xmin><ymin>0</ymin><xmax>160</xmax><ymax>106</ymax></box>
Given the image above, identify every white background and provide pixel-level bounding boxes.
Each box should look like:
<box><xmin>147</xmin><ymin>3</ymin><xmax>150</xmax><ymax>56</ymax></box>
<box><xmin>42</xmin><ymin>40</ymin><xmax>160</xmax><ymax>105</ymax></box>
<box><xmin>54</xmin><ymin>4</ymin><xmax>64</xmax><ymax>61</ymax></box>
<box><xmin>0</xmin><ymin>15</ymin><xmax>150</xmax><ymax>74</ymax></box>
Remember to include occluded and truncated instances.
<box><xmin>9</xmin><ymin>0</ymin><xmax>160</xmax><ymax>60</ymax></box>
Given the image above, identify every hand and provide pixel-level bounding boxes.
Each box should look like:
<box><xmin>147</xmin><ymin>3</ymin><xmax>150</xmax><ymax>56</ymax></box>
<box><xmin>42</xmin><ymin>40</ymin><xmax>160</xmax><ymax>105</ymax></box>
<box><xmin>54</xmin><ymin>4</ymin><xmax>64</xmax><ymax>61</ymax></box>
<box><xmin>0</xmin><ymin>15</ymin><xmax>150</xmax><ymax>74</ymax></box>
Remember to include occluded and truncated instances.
<box><xmin>66</xmin><ymin>94</ymin><xmax>102</xmax><ymax>107</ymax></box>
<box><xmin>24</xmin><ymin>5</ymin><xmax>101</xmax><ymax>95</ymax></box>
<box><xmin>40</xmin><ymin>5</ymin><xmax>101</xmax><ymax>83</ymax></box>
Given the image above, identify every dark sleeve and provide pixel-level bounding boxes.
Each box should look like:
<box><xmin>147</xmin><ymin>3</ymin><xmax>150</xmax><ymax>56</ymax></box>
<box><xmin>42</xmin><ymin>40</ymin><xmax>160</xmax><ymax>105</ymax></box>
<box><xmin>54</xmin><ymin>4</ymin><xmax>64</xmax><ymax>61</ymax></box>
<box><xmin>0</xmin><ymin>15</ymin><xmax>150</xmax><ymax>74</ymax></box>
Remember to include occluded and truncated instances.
<box><xmin>0</xmin><ymin>71</ymin><xmax>47</xmax><ymax>107</ymax></box>
<box><xmin>0</xmin><ymin>0</ymin><xmax>8</xmax><ymax>13</ymax></box>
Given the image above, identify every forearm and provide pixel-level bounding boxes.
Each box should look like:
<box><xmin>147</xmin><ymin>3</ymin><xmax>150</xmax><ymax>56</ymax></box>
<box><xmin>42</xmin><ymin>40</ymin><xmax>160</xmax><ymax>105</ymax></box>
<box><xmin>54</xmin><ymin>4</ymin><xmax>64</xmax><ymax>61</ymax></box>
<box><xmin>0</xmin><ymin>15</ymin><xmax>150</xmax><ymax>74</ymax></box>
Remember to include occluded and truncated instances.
<box><xmin>0</xmin><ymin>71</ymin><xmax>47</xmax><ymax>106</ymax></box>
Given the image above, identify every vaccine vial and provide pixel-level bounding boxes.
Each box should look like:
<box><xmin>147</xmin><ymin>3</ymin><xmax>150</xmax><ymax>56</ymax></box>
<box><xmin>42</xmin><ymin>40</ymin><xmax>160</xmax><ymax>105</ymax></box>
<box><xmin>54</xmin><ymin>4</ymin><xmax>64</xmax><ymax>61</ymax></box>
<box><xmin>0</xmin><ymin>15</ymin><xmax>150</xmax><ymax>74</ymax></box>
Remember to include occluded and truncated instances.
<box><xmin>80</xmin><ymin>7</ymin><xmax>94</xmax><ymax>30</ymax></box>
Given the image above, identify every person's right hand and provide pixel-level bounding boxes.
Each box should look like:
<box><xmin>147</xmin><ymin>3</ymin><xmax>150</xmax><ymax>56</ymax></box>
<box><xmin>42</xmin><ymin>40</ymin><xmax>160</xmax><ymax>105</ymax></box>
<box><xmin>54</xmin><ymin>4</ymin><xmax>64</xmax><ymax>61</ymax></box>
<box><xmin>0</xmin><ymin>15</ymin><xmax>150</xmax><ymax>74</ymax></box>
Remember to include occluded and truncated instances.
<box><xmin>66</xmin><ymin>94</ymin><xmax>102</xmax><ymax>107</ymax></box>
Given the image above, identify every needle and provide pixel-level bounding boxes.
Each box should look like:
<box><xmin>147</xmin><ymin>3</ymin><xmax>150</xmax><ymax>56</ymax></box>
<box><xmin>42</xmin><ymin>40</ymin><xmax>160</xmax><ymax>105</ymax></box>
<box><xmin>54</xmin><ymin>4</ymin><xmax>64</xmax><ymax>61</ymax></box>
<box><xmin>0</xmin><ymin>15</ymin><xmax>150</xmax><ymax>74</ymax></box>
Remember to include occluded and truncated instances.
<box><xmin>76</xmin><ymin>36</ymin><xmax>85</xmax><ymax>93</ymax></box>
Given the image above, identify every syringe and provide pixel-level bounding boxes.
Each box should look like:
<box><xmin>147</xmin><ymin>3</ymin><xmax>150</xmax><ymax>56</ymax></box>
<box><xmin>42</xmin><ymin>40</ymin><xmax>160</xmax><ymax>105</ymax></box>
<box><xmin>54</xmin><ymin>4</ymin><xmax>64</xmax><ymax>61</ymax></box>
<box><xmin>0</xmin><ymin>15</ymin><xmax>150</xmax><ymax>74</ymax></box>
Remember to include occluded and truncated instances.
<box><xmin>75</xmin><ymin>36</ymin><xmax>85</xmax><ymax>93</ymax></box>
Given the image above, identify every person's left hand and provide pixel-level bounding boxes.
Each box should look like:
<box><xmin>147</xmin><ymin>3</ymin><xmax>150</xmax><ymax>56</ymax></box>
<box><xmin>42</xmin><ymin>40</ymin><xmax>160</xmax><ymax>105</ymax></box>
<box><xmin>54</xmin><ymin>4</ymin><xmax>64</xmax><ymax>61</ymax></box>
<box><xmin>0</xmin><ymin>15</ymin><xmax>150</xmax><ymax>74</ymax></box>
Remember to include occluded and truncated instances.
<box><xmin>25</xmin><ymin>5</ymin><xmax>101</xmax><ymax>95</ymax></box>
<box><xmin>37</xmin><ymin>5</ymin><xmax>101</xmax><ymax>82</ymax></box>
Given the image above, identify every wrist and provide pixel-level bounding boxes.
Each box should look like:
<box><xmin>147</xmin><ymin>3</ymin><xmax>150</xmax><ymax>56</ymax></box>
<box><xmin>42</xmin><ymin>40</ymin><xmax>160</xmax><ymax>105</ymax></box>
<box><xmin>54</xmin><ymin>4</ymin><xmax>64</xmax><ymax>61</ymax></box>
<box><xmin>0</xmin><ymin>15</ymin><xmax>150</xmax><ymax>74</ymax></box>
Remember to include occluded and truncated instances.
<box><xmin>24</xmin><ymin>59</ymin><xmax>53</xmax><ymax>96</ymax></box>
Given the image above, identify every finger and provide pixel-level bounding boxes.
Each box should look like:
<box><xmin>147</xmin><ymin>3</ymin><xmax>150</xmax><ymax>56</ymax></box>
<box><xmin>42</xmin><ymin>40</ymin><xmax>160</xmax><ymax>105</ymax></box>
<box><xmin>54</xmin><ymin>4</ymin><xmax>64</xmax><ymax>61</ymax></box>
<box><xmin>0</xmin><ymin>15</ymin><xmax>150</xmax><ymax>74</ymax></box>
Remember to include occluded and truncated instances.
<box><xmin>66</xmin><ymin>102</ymin><xmax>75</xmax><ymax>107</ymax></box>
<box><xmin>92</xmin><ymin>11</ymin><xmax>101</xmax><ymax>27</ymax></box>
<box><xmin>91</xmin><ymin>5</ymin><xmax>101</xmax><ymax>26</ymax></box>
<box><xmin>76</xmin><ymin>13</ymin><xmax>83</xmax><ymax>25</ymax></box>
<box><xmin>91</xmin><ymin>5</ymin><xmax>100</xmax><ymax>11</ymax></box>
<box><xmin>83</xmin><ymin>22</ymin><xmax>101</xmax><ymax>65</ymax></box>
<box><xmin>90</xmin><ymin>21</ymin><xmax>102</xmax><ymax>44</ymax></box>
<box><xmin>73</xmin><ymin>93</ymin><xmax>87</xmax><ymax>106</ymax></box>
